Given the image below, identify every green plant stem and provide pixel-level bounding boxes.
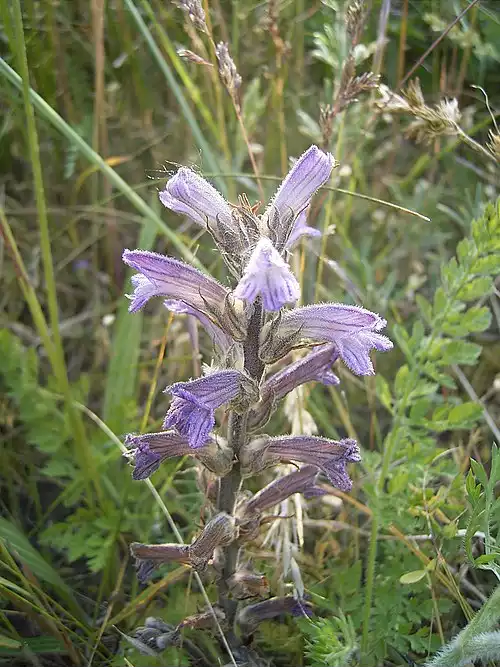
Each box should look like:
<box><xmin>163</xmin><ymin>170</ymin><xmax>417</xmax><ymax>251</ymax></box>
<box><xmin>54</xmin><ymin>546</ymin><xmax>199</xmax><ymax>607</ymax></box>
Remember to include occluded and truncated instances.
<box><xmin>9</xmin><ymin>0</ymin><xmax>103</xmax><ymax>506</ymax></box>
<box><xmin>217</xmin><ymin>302</ymin><xmax>265</xmax><ymax>641</ymax></box>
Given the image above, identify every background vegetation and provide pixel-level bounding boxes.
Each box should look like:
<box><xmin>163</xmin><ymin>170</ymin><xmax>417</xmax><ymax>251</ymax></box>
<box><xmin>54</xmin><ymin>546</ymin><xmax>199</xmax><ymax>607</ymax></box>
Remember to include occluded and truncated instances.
<box><xmin>1</xmin><ymin>0</ymin><xmax>499</xmax><ymax>665</ymax></box>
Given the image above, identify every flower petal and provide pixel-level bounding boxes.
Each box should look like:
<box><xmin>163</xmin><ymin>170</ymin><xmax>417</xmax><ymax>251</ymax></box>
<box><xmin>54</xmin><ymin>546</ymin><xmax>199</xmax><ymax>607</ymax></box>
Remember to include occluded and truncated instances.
<box><xmin>159</xmin><ymin>167</ymin><xmax>233</xmax><ymax>230</ymax></box>
<box><xmin>259</xmin><ymin>303</ymin><xmax>392</xmax><ymax>370</ymax></box>
<box><xmin>240</xmin><ymin>435</ymin><xmax>360</xmax><ymax>491</ymax></box>
<box><xmin>233</xmin><ymin>238</ymin><xmax>300</xmax><ymax>311</ymax></box>
<box><xmin>336</xmin><ymin>332</ymin><xmax>393</xmax><ymax>376</ymax></box>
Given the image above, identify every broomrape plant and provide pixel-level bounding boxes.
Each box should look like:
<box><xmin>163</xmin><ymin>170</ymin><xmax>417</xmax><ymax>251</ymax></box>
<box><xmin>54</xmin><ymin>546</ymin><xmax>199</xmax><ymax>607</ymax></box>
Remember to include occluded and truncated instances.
<box><xmin>122</xmin><ymin>145</ymin><xmax>392</xmax><ymax>659</ymax></box>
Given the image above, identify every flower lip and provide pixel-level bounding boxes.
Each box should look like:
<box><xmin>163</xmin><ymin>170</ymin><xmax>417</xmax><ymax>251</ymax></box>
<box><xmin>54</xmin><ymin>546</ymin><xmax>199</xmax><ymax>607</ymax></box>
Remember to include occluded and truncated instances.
<box><xmin>233</xmin><ymin>238</ymin><xmax>300</xmax><ymax>312</ymax></box>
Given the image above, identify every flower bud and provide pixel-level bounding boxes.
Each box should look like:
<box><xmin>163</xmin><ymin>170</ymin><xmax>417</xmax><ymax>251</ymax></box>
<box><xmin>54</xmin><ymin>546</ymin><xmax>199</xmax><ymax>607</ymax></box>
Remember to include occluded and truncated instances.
<box><xmin>189</xmin><ymin>512</ymin><xmax>238</xmax><ymax>570</ymax></box>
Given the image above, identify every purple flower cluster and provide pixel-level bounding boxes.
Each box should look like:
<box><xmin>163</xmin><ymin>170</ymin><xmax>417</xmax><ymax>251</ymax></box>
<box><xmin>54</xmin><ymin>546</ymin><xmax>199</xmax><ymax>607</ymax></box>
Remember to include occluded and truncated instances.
<box><xmin>122</xmin><ymin>145</ymin><xmax>392</xmax><ymax>640</ymax></box>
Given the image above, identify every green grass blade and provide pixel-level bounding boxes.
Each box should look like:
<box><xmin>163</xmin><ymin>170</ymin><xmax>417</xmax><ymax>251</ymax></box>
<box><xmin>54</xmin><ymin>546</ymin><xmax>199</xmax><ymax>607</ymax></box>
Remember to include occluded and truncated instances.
<box><xmin>0</xmin><ymin>58</ymin><xmax>205</xmax><ymax>271</ymax></box>
<box><xmin>123</xmin><ymin>0</ymin><xmax>226</xmax><ymax>193</ymax></box>
<box><xmin>103</xmin><ymin>197</ymin><xmax>158</xmax><ymax>430</ymax></box>
<box><xmin>0</xmin><ymin>520</ymin><xmax>77</xmax><ymax>608</ymax></box>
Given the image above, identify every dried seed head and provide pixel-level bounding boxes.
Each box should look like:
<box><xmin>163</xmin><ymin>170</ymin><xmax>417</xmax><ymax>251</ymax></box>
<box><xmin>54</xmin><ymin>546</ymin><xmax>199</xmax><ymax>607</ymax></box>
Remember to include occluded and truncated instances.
<box><xmin>345</xmin><ymin>0</ymin><xmax>366</xmax><ymax>43</ymax></box>
<box><xmin>176</xmin><ymin>48</ymin><xmax>212</xmax><ymax>66</ymax></box>
<box><xmin>215</xmin><ymin>42</ymin><xmax>242</xmax><ymax>108</ymax></box>
<box><xmin>174</xmin><ymin>0</ymin><xmax>207</xmax><ymax>32</ymax></box>
<box><xmin>487</xmin><ymin>131</ymin><xmax>500</xmax><ymax>162</ymax></box>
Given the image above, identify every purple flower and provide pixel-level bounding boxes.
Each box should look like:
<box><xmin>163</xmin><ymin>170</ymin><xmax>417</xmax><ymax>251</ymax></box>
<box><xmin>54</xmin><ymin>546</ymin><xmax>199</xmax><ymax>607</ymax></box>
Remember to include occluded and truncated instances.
<box><xmin>237</xmin><ymin>596</ymin><xmax>312</xmax><ymax>635</ymax></box>
<box><xmin>263</xmin><ymin>146</ymin><xmax>335</xmax><ymax>250</ymax></box>
<box><xmin>163</xmin><ymin>299</ymin><xmax>236</xmax><ymax>356</ymax></box>
<box><xmin>130</xmin><ymin>542</ymin><xmax>191</xmax><ymax>583</ymax></box>
<box><xmin>243</xmin><ymin>465</ymin><xmax>324</xmax><ymax>517</ymax></box>
<box><xmin>240</xmin><ymin>435</ymin><xmax>361</xmax><ymax>491</ymax></box>
<box><xmin>159</xmin><ymin>167</ymin><xmax>233</xmax><ymax>231</ymax></box>
<box><xmin>125</xmin><ymin>431</ymin><xmax>233</xmax><ymax>480</ymax></box>
<box><xmin>123</xmin><ymin>249</ymin><xmax>226</xmax><ymax>314</ymax></box>
<box><xmin>285</xmin><ymin>206</ymin><xmax>321</xmax><ymax>249</ymax></box>
<box><xmin>249</xmin><ymin>345</ymin><xmax>339</xmax><ymax>428</ymax></box>
<box><xmin>259</xmin><ymin>303</ymin><xmax>392</xmax><ymax>373</ymax></box>
<box><xmin>163</xmin><ymin>370</ymin><xmax>257</xmax><ymax>448</ymax></box>
<box><xmin>233</xmin><ymin>238</ymin><xmax>300</xmax><ymax>311</ymax></box>
<box><xmin>123</xmin><ymin>249</ymin><xmax>248</xmax><ymax>339</ymax></box>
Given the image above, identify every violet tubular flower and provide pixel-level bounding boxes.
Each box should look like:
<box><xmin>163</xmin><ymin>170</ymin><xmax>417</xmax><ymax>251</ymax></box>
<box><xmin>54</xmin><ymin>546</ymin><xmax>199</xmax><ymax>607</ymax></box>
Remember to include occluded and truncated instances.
<box><xmin>163</xmin><ymin>369</ymin><xmax>258</xmax><ymax>449</ymax></box>
<box><xmin>123</xmin><ymin>249</ymin><xmax>247</xmax><ymax>340</ymax></box>
<box><xmin>249</xmin><ymin>344</ymin><xmax>339</xmax><ymax>429</ymax></box>
<box><xmin>263</xmin><ymin>145</ymin><xmax>336</xmax><ymax>251</ymax></box>
<box><xmin>233</xmin><ymin>238</ymin><xmax>300</xmax><ymax>312</ymax></box>
<box><xmin>239</xmin><ymin>435</ymin><xmax>361</xmax><ymax>492</ymax></box>
<box><xmin>159</xmin><ymin>167</ymin><xmax>233</xmax><ymax>231</ymax></box>
<box><xmin>260</xmin><ymin>303</ymin><xmax>393</xmax><ymax>373</ymax></box>
<box><xmin>125</xmin><ymin>431</ymin><xmax>233</xmax><ymax>480</ymax></box>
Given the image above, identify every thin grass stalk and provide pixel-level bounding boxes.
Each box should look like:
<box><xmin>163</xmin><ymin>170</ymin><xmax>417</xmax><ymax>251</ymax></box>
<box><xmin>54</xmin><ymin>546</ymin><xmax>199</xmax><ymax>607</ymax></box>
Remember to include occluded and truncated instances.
<box><xmin>123</xmin><ymin>0</ymin><xmax>226</xmax><ymax>194</ymax></box>
<box><xmin>8</xmin><ymin>0</ymin><xmax>104</xmax><ymax>507</ymax></box>
<box><xmin>0</xmin><ymin>59</ymin><xmax>206</xmax><ymax>271</ymax></box>
<box><xmin>139</xmin><ymin>0</ymin><xmax>220</xmax><ymax>145</ymax></box>
<box><xmin>201</xmin><ymin>0</ymin><xmax>233</xmax><ymax>169</ymax></box>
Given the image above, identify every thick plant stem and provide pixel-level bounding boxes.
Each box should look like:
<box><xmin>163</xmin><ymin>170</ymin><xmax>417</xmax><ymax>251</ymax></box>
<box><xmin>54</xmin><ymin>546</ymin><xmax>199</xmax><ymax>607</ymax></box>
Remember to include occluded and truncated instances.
<box><xmin>217</xmin><ymin>302</ymin><xmax>265</xmax><ymax>641</ymax></box>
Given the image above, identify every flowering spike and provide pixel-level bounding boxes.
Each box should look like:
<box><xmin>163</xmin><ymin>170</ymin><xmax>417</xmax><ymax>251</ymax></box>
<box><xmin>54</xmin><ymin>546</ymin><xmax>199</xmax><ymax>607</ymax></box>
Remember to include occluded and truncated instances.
<box><xmin>263</xmin><ymin>146</ymin><xmax>336</xmax><ymax>250</ymax></box>
<box><xmin>163</xmin><ymin>370</ymin><xmax>258</xmax><ymax>449</ymax></box>
<box><xmin>259</xmin><ymin>303</ymin><xmax>392</xmax><ymax>372</ymax></box>
<box><xmin>233</xmin><ymin>238</ymin><xmax>300</xmax><ymax>312</ymax></box>
<box><xmin>159</xmin><ymin>167</ymin><xmax>233</xmax><ymax>231</ymax></box>
<box><xmin>239</xmin><ymin>435</ymin><xmax>361</xmax><ymax>491</ymax></box>
<box><xmin>125</xmin><ymin>431</ymin><xmax>234</xmax><ymax>480</ymax></box>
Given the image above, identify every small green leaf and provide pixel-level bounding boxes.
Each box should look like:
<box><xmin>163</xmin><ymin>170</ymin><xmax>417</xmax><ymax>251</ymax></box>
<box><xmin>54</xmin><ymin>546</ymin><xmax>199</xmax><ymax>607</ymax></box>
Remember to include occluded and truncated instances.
<box><xmin>399</xmin><ymin>570</ymin><xmax>426</xmax><ymax>584</ymax></box>
<box><xmin>448</xmin><ymin>402</ymin><xmax>483</xmax><ymax>427</ymax></box>
<box><xmin>457</xmin><ymin>276</ymin><xmax>492</xmax><ymax>301</ymax></box>
<box><xmin>475</xmin><ymin>554</ymin><xmax>498</xmax><ymax>565</ymax></box>
<box><xmin>416</xmin><ymin>294</ymin><xmax>432</xmax><ymax>324</ymax></box>
<box><xmin>375</xmin><ymin>375</ymin><xmax>392</xmax><ymax>411</ymax></box>
<box><xmin>394</xmin><ymin>365</ymin><xmax>410</xmax><ymax>395</ymax></box>
<box><xmin>472</xmin><ymin>254</ymin><xmax>500</xmax><ymax>275</ymax></box>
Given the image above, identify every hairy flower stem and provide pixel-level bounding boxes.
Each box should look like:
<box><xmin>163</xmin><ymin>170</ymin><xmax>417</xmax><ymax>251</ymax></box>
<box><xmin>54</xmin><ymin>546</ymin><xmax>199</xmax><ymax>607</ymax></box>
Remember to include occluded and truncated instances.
<box><xmin>217</xmin><ymin>302</ymin><xmax>265</xmax><ymax>640</ymax></box>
